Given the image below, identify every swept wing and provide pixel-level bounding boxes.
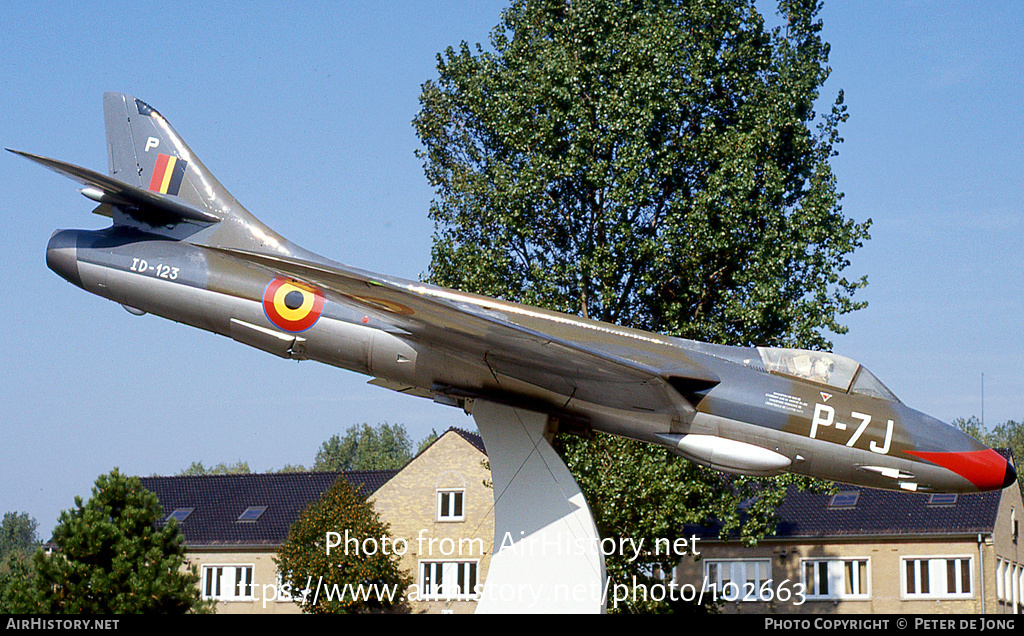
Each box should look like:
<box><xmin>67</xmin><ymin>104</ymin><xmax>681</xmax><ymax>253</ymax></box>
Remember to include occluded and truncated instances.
<box><xmin>208</xmin><ymin>246</ymin><xmax>719</xmax><ymax>418</ymax></box>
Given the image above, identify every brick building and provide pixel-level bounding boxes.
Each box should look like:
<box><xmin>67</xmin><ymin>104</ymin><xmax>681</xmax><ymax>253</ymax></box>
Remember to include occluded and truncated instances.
<box><xmin>140</xmin><ymin>428</ymin><xmax>493</xmax><ymax>614</ymax></box>
<box><xmin>674</xmin><ymin>456</ymin><xmax>1022</xmax><ymax>614</ymax></box>
<box><xmin>368</xmin><ymin>427</ymin><xmax>493</xmax><ymax>613</ymax></box>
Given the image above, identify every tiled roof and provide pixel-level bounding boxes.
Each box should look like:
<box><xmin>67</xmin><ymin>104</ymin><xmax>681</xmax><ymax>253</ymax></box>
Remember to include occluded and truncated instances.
<box><xmin>140</xmin><ymin>470</ymin><xmax>397</xmax><ymax>547</ymax></box>
<box><xmin>778</xmin><ymin>486</ymin><xmax>1001</xmax><ymax>537</ymax></box>
<box><xmin>685</xmin><ymin>485</ymin><xmax>1004</xmax><ymax>541</ymax></box>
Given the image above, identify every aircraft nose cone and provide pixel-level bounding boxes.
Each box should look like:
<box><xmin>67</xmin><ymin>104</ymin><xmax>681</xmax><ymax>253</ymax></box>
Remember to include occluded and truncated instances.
<box><xmin>1003</xmin><ymin>461</ymin><xmax>1018</xmax><ymax>490</ymax></box>
<box><xmin>907</xmin><ymin>448</ymin><xmax>1016</xmax><ymax>492</ymax></box>
<box><xmin>46</xmin><ymin>229</ymin><xmax>82</xmax><ymax>288</ymax></box>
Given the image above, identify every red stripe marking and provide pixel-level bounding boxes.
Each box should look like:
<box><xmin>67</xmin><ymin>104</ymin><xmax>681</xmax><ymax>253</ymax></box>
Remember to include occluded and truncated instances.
<box><xmin>904</xmin><ymin>448</ymin><xmax>1009</xmax><ymax>491</ymax></box>
<box><xmin>149</xmin><ymin>153</ymin><xmax>170</xmax><ymax>191</ymax></box>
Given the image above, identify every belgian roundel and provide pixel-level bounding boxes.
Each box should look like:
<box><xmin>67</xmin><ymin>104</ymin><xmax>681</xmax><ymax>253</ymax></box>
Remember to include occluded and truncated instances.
<box><xmin>263</xmin><ymin>277</ymin><xmax>324</xmax><ymax>332</ymax></box>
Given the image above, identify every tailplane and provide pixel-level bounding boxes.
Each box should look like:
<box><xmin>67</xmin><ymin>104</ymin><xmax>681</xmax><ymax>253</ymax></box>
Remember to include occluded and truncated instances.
<box><xmin>11</xmin><ymin>93</ymin><xmax>297</xmax><ymax>255</ymax></box>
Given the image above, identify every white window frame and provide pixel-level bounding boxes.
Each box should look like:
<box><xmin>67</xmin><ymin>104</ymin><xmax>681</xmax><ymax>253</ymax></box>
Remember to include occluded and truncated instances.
<box><xmin>703</xmin><ymin>558</ymin><xmax>772</xmax><ymax>602</ymax></box>
<box><xmin>201</xmin><ymin>564</ymin><xmax>254</xmax><ymax>601</ymax></box>
<box><xmin>419</xmin><ymin>560</ymin><xmax>480</xmax><ymax>600</ymax></box>
<box><xmin>996</xmin><ymin>558</ymin><xmax>1005</xmax><ymax>601</ymax></box>
<box><xmin>800</xmin><ymin>557</ymin><xmax>870</xmax><ymax>600</ymax></box>
<box><xmin>1013</xmin><ymin>562</ymin><xmax>1022</xmax><ymax>608</ymax></box>
<box><xmin>436</xmin><ymin>489</ymin><xmax>465</xmax><ymax>522</ymax></box>
<box><xmin>901</xmin><ymin>556</ymin><xmax>973</xmax><ymax>600</ymax></box>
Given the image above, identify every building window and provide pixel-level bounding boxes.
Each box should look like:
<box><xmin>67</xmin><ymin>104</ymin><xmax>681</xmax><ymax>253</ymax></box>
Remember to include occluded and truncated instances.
<box><xmin>996</xmin><ymin>559</ymin><xmax>1005</xmax><ymax>601</ymax></box>
<box><xmin>828</xmin><ymin>491</ymin><xmax>860</xmax><ymax>509</ymax></box>
<box><xmin>436</xmin><ymin>489</ymin><xmax>465</xmax><ymax>522</ymax></box>
<box><xmin>1010</xmin><ymin>562</ymin><xmax>1023</xmax><ymax>607</ymax></box>
<box><xmin>202</xmin><ymin>565</ymin><xmax>254</xmax><ymax>601</ymax></box>
<box><xmin>801</xmin><ymin>558</ymin><xmax>870</xmax><ymax>600</ymax></box>
<box><xmin>1018</xmin><ymin>563</ymin><xmax>1024</xmax><ymax>607</ymax></box>
<box><xmin>166</xmin><ymin>507</ymin><xmax>193</xmax><ymax>522</ymax></box>
<box><xmin>703</xmin><ymin>559</ymin><xmax>772</xmax><ymax>601</ymax></box>
<box><xmin>237</xmin><ymin>506</ymin><xmax>267</xmax><ymax>522</ymax></box>
<box><xmin>902</xmin><ymin>557</ymin><xmax>972</xmax><ymax>599</ymax></box>
<box><xmin>927</xmin><ymin>493</ymin><xmax>958</xmax><ymax>506</ymax></box>
<box><xmin>420</xmin><ymin>561</ymin><xmax>479</xmax><ymax>600</ymax></box>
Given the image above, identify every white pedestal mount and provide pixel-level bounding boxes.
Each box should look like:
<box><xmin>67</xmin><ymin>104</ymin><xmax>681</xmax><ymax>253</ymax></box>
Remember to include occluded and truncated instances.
<box><xmin>472</xmin><ymin>400</ymin><xmax>606</xmax><ymax>613</ymax></box>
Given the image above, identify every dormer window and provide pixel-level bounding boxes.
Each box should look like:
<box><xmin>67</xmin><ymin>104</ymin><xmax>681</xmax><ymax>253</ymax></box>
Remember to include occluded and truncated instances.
<box><xmin>167</xmin><ymin>507</ymin><xmax>194</xmax><ymax>522</ymax></box>
<box><xmin>828</xmin><ymin>491</ymin><xmax>860</xmax><ymax>509</ymax></box>
<box><xmin>237</xmin><ymin>506</ymin><xmax>267</xmax><ymax>522</ymax></box>
<box><xmin>928</xmin><ymin>493</ymin><xmax>958</xmax><ymax>506</ymax></box>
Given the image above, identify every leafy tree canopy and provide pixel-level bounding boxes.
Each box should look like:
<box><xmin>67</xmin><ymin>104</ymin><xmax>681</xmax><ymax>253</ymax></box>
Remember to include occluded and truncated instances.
<box><xmin>313</xmin><ymin>423</ymin><xmax>414</xmax><ymax>472</ymax></box>
<box><xmin>416</xmin><ymin>0</ymin><xmax>868</xmax><ymax>349</ymax></box>
<box><xmin>0</xmin><ymin>512</ymin><xmax>41</xmax><ymax>613</ymax></box>
<box><xmin>275</xmin><ymin>477</ymin><xmax>410</xmax><ymax>613</ymax></box>
<box><xmin>415</xmin><ymin>0</ymin><xmax>855</xmax><ymax>612</ymax></box>
<box><xmin>12</xmin><ymin>468</ymin><xmax>211</xmax><ymax>613</ymax></box>
<box><xmin>0</xmin><ymin>512</ymin><xmax>39</xmax><ymax>564</ymax></box>
<box><xmin>417</xmin><ymin>429</ymin><xmax>441</xmax><ymax>456</ymax></box>
<box><xmin>177</xmin><ymin>460</ymin><xmax>251</xmax><ymax>476</ymax></box>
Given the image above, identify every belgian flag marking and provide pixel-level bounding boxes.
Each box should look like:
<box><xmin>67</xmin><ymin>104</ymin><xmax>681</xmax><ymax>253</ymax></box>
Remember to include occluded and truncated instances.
<box><xmin>263</xmin><ymin>277</ymin><xmax>324</xmax><ymax>332</ymax></box>
<box><xmin>148</xmin><ymin>153</ymin><xmax>187</xmax><ymax>195</ymax></box>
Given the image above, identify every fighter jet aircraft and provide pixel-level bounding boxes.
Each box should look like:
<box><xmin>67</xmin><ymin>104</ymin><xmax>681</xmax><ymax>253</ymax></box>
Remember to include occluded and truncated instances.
<box><xmin>14</xmin><ymin>93</ymin><xmax>1016</xmax><ymax>495</ymax></box>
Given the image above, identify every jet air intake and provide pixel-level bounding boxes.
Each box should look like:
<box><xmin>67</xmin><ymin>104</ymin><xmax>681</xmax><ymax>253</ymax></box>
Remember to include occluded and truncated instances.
<box><xmin>46</xmin><ymin>229</ymin><xmax>82</xmax><ymax>289</ymax></box>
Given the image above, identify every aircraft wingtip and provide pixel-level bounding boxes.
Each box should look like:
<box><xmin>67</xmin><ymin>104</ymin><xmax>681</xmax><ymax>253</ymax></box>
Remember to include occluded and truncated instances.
<box><xmin>6</xmin><ymin>149</ymin><xmax>41</xmax><ymax>162</ymax></box>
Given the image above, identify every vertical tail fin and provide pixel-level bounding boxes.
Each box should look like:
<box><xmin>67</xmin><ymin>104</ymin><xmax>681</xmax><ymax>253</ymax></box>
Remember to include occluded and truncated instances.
<box><xmin>104</xmin><ymin>92</ymin><xmax>241</xmax><ymax>218</ymax></box>
<box><xmin>102</xmin><ymin>92</ymin><xmax>292</xmax><ymax>253</ymax></box>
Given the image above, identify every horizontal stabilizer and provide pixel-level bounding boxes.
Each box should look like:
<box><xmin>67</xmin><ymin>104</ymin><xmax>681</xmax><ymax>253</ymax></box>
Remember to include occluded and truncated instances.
<box><xmin>7</xmin><ymin>149</ymin><xmax>220</xmax><ymax>225</ymax></box>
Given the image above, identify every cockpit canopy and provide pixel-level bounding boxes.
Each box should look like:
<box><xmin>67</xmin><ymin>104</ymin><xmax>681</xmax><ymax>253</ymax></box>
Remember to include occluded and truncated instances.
<box><xmin>757</xmin><ymin>347</ymin><xmax>899</xmax><ymax>402</ymax></box>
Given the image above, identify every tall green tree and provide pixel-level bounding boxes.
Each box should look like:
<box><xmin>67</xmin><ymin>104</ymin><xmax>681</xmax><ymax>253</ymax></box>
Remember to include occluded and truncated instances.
<box><xmin>415</xmin><ymin>0</ymin><xmax>867</xmax><ymax>348</ymax></box>
<box><xmin>13</xmin><ymin>469</ymin><xmax>211</xmax><ymax>614</ymax></box>
<box><xmin>313</xmin><ymin>423</ymin><xmax>414</xmax><ymax>471</ymax></box>
<box><xmin>416</xmin><ymin>429</ymin><xmax>441</xmax><ymax>456</ymax></box>
<box><xmin>0</xmin><ymin>512</ymin><xmax>39</xmax><ymax>564</ymax></box>
<box><xmin>0</xmin><ymin>512</ymin><xmax>41</xmax><ymax>613</ymax></box>
<box><xmin>275</xmin><ymin>477</ymin><xmax>410</xmax><ymax>613</ymax></box>
<box><xmin>415</xmin><ymin>0</ymin><xmax>857</xmax><ymax>612</ymax></box>
<box><xmin>0</xmin><ymin>553</ymin><xmax>35</xmax><ymax>613</ymax></box>
<box><xmin>987</xmin><ymin>420</ymin><xmax>1024</xmax><ymax>483</ymax></box>
<box><xmin>177</xmin><ymin>460</ymin><xmax>251</xmax><ymax>476</ymax></box>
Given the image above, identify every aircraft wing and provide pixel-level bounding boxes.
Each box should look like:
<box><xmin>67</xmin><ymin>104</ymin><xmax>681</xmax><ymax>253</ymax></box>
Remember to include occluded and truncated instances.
<box><xmin>208</xmin><ymin>246</ymin><xmax>719</xmax><ymax>418</ymax></box>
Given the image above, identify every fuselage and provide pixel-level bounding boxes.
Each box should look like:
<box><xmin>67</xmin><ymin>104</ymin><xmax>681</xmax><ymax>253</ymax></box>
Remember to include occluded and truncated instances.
<box><xmin>47</xmin><ymin>224</ymin><xmax>1016</xmax><ymax>494</ymax></box>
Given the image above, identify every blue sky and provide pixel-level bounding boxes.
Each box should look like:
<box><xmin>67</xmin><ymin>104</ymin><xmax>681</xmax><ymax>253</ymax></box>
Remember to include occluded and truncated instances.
<box><xmin>2</xmin><ymin>1</ymin><xmax>1021</xmax><ymax>536</ymax></box>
